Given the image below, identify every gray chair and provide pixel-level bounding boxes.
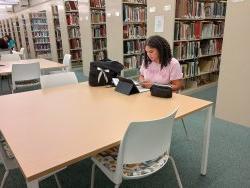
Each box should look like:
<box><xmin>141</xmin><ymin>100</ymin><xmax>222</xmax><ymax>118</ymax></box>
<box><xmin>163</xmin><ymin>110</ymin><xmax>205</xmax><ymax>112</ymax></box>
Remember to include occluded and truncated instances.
<box><xmin>40</xmin><ymin>72</ymin><xmax>78</xmax><ymax>89</ymax></box>
<box><xmin>12</xmin><ymin>63</ymin><xmax>41</xmax><ymax>93</ymax></box>
<box><xmin>91</xmin><ymin>107</ymin><xmax>182</xmax><ymax>188</ymax></box>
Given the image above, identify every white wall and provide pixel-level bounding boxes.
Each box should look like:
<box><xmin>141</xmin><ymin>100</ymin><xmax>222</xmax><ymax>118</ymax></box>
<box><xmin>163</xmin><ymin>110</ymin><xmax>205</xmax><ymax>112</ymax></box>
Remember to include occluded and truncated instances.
<box><xmin>215</xmin><ymin>0</ymin><xmax>250</xmax><ymax>127</ymax></box>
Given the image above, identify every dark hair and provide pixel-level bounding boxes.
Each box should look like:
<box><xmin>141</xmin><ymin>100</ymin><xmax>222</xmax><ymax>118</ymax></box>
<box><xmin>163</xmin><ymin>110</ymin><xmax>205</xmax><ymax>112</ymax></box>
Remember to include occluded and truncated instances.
<box><xmin>4</xmin><ymin>35</ymin><xmax>12</xmax><ymax>41</ymax></box>
<box><xmin>144</xmin><ymin>35</ymin><xmax>172</xmax><ymax>69</ymax></box>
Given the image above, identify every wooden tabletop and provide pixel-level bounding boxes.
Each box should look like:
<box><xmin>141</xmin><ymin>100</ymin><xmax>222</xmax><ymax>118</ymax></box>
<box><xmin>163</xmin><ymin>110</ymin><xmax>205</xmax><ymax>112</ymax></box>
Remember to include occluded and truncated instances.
<box><xmin>0</xmin><ymin>83</ymin><xmax>212</xmax><ymax>181</ymax></box>
<box><xmin>0</xmin><ymin>58</ymin><xmax>65</xmax><ymax>75</ymax></box>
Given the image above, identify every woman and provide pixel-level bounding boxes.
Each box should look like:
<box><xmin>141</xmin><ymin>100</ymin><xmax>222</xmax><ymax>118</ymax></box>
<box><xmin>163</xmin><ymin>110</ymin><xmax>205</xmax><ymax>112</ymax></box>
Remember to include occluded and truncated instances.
<box><xmin>4</xmin><ymin>35</ymin><xmax>16</xmax><ymax>50</ymax></box>
<box><xmin>139</xmin><ymin>35</ymin><xmax>183</xmax><ymax>91</ymax></box>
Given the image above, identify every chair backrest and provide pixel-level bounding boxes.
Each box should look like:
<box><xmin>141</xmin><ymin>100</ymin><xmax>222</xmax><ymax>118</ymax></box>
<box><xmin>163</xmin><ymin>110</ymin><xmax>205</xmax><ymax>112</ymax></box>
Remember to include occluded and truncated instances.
<box><xmin>119</xmin><ymin>107</ymin><xmax>179</xmax><ymax>165</ymax></box>
<box><xmin>12</xmin><ymin>63</ymin><xmax>41</xmax><ymax>87</ymax></box>
<box><xmin>40</xmin><ymin>72</ymin><xmax>78</xmax><ymax>89</ymax></box>
<box><xmin>63</xmin><ymin>54</ymin><xmax>72</xmax><ymax>71</ymax></box>
<box><xmin>1</xmin><ymin>54</ymin><xmax>21</xmax><ymax>61</ymax></box>
<box><xmin>19</xmin><ymin>48</ymin><xmax>25</xmax><ymax>54</ymax></box>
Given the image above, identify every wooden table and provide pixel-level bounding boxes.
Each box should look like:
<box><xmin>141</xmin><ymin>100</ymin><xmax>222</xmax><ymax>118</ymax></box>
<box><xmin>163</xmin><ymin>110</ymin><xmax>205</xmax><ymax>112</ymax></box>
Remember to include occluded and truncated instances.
<box><xmin>0</xmin><ymin>58</ymin><xmax>65</xmax><ymax>75</ymax></box>
<box><xmin>0</xmin><ymin>83</ymin><xmax>213</xmax><ymax>188</ymax></box>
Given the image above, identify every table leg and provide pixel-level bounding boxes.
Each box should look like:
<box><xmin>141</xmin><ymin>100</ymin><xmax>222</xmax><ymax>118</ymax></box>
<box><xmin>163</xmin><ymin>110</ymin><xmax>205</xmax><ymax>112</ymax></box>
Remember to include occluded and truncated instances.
<box><xmin>201</xmin><ymin>105</ymin><xmax>212</xmax><ymax>175</ymax></box>
<box><xmin>26</xmin><ymin>180</ymin><xmax>39</xmax><ymax>188</ymax></box>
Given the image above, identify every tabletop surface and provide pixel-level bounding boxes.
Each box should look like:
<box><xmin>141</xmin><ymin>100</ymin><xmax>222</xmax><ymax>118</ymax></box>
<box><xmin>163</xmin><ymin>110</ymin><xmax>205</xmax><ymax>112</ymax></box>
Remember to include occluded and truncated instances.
<box><xmin>0</xmin><ymin>83</ymin><xmax>212</xmax><ymax>181</ymax></box>
<box><xmin>0</xmin><ymin>58</ymin><xmax>65</xmax><ymax>75</ymax></box>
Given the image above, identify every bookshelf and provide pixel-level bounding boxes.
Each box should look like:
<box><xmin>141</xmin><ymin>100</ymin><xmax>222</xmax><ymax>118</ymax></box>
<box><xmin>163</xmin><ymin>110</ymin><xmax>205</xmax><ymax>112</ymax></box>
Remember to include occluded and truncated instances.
<box><xmin>0</xmin><ymin>21</ymin><xmax>3</xmax><ymax>37</ymax></box>
<box><xmin>14</xmin><ymin>16</ymin><xmax>22</xmax><ymax>50</ymax></box>
<box><xmin>6</xmin><ymin>19</ymin><xmax>11</xmax><ymax>37</ymax></box>
<box><xmin>29</xmin><ymin>11</ymin><xmax>52</xmax><ymax>59</ymax></box>
<box><xmin>90</xmin><ymin>0</ymin><xmax>108</xmax><ymax>61</ymax></box>
<box><xmin>21</xmin><ymin>14</ymin><xmax>31</xmax><ymax>56</ymax></box>
<box><xmin>174</xmin><ymin>0</ymin><xmax>227</xmax><ymax>93</ymax></box>
<box><xmin>9</xmin><ymin>18</ymin><xmax>20</xmax><ymax>50</ymax></box>
<box><xmin>2</xmin><ymin>20</ymin><xmax>7</xmax><ymax>36</ymax></box>
<box><xmin>122</xmin><ymin>0</ymin><xmax>147</xmax><ymax>78</ymax></box>
<box><xmin>52</xmin><ymin>5</ymin><xmax>64</xmax><ymax>63</ymax></box>
<box><xmin>64</xmin><ymin>0</ymin><xmax>83</xmax><ymax>67</ymax></box>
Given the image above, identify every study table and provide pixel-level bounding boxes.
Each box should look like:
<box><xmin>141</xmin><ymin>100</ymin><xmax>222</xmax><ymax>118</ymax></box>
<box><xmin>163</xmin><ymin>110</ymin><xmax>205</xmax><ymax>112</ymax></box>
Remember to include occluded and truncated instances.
<box><xmin>0</xmin><ymin>58</ymin><xmax>66</xmax><ymax>76</ymax></box>
<box><xmin>0</xmin><ymin>83</ymin><xmax>213</xmax><ymax>187</ymax></box>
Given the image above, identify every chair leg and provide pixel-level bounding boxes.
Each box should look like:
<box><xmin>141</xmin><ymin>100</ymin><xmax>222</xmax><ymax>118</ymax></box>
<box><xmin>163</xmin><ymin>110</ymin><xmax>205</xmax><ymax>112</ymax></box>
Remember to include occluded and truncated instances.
<box><xmin>0</xmin><ymin>169</ymin><xmax>9</xmax><ymax>188</ymax></box>
<box><xmin>169</xmin><ymin>156</ymin><xmax>183</xmax><ymax>188</ymax></box>
<box><xmin>54</xmin><ymin>174</ymin><xmax>62</xmax><ymax>188</ymax></box>
<box><xmin>7</xmin><ymin>76</ymin><xmax>11</xmax><ymax>92</ymax></box>
<box><xmin>90</xmin><ymin>163</ymin><xmax>96</xmax><ymax>188</ymax></box>
<box><xmin>181</xmin><ymin>118</ymin><xmax>189</xmax><ymax>139</ymax></box>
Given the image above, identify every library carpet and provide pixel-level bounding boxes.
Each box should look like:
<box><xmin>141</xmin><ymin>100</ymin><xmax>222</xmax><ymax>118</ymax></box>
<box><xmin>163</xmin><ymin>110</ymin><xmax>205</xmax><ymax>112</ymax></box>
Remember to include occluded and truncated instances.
<box><xmin>0</xmin><ymin>72</ymin><xmax>250</xmax><ymax>188</ymax></box>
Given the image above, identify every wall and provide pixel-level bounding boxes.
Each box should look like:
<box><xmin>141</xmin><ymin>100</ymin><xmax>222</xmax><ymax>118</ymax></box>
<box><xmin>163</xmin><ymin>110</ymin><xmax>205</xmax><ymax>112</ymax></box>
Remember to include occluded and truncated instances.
<box><xmin>147</xmin><ymin>0</ymin><xmax>175</xmax><ymax>48</ymax></box>
<box><xmin>215</xmin><ymin>0</ymin><xmax>250</xmax><ymax>127</ymax></box>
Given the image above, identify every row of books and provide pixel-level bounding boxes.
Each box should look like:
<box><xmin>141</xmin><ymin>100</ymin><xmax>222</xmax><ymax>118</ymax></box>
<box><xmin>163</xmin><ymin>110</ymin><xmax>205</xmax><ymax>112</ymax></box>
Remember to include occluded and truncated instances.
<box><xmin>66</xmin><ymin>14</ymin><xmax>79</xmax><ymax>25</ymax></box>
<box><xmin>65</xmin><ymin>1</ymin><xmax>78</xmax><ymax>11</ymax></box>
<box><xmin>69</xmin><ymin>38</ymin><xmax>81</xmax><ymax>49</ymax></box>
<box><xmin>123</xmin><ymin>0</ymin><xmax>147</xmax><ymax>4</ymax></box>
<box><xmin>124</xmin><ymin>54</ymin><xmax>144</xmax><ymax>69</ymax></box>
<box><xmin>34</xmin><ymin>38</ymin><xmax>50</xmax><ymax>43</ymax></box>
<box><xmin>173</xmin><ymin>39</ymin><xmax>222</xmax><ymax>60</ymax></box>
<box><xmin>202</xmin><ymin>22</ymin><xmax>224</xmax><ymax>38</ymax></box>
<box><xmin>68</xmin><ymin>27</ymin><xmax>81</xmax><ymax>38</ymax></box>
<box><xmin>94</xmin><ymin>51</ymin><xmax>107</xmax><ymax>61</ymax></box>
<box><xmin>32</xmin><ymin>31</ymin><xmax>49</xmax><ymax>37</ymax></box>
<box><xmin>123</xmin><ymin>24</ymin><xmax>146</xmax><ymax>39</ymax></box>
<box><xmin>56</xmin><ymin>40</ymin><xmax>62</xmax><ymax>49</ymax></box>
<box><xmin>30</xmin><ymin>12</ymin><xmax>46</xmax><ymax>18</ymax></box>
<box><xmin>71</xmin><ymin>51</ymin><xmax>82</xmax><ymax>60</ymax></box>
<box><xmin>31</xmin><ymin>25</ymin><xmax>48</xmax><ymax>31</ymax></box>
<box><xmin>34</xmin><ymin>44</ymin><xmax>50</xmax><ymax>50</ymax></box>
<box><xmin>92</xmin><ymin>25</ymin><xmax>106</xmax><ymax>37</ymax></box>
<box><xmin>181</xmin><ymin>56</ymin><xmax>220</xmax><ymax>78</ymax></box>
<box><xmin>31</xmin><ymin>19</ymin><xmax>47</xmax><ymax>24</ymax></box>
<box><xmin>176</xmin><ymin>0</ymin><xmax>226</xmax><ymax>19</ymax></box>
<box><xmin>55</xmin><ymin>30</ymin><xmax>61</xmax><ymax>40</ymax></box>
<box><xmin>124</xmin><ymin>40</ymin><xmax>145</xmax><ymax>54</ymax></box>
<box><xmin>57</xmin><ymin>50</ymin><xmax>63</xmax><ymax>59</ymax></box>
<box><xmin>90</xmin><ymin>0</ymin><xmax>105</xmax><ymax>8</ymax></box>
<box><xmin>174</xmin><ymin>21</ymin><xmax>224</xmax><ymax>40</ymax></box>
<box><xmin>93</xmin><ymin>38</ymin><xmax>106</xmax><ymax>50</ymax></box>
<box><xmin>91</xmin><ymin>10</ymin><xmax>106</xmax><ymax>23</ymax></box>
<box><xmin>123</xmin><ymin>5</ymin><xmax>146</xmax><ymax>22</ymax></box>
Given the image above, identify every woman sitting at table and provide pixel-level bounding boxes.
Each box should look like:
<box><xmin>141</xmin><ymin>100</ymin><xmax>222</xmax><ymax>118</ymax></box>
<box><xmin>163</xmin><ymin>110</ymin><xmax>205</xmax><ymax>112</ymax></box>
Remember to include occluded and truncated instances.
<box><xmin>139</xmin><ymin>35</ymin><xmax>183</xmax><ymax>92</ymax></box>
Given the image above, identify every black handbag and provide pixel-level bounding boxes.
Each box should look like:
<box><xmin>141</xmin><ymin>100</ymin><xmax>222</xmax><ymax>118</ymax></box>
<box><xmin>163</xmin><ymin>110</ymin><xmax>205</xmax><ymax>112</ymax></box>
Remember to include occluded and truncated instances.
<box><xmin>150</xmin><ymin>84</ymin><xmax>172</xmax><ymax>98</ymax></box>
<box><xmin>89</xmin><ymin>60</ymin><xmax>124</xmax><ymax>86</ymax></box>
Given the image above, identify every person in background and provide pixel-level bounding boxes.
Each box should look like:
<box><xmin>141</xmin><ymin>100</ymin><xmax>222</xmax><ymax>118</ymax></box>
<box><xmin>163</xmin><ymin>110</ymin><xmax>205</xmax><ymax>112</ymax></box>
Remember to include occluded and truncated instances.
<box><xmin>4</xmin><ymin>35</ymin><xmax>16</xmax><ymax>50</ymax></box>
<box><xmin>0</xmin><ymin>37</ymin><xmax>8</xmax><ymax>49</ymax></box>
<box><xmin>139</xmin><ymin>35</ymin><xmax>183</xmax><ymax>92</ymax></box>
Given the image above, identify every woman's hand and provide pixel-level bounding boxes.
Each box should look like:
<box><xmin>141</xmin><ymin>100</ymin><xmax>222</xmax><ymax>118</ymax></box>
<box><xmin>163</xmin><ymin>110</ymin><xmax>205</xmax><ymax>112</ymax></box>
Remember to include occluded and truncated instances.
<box><xmin>140</xmin><ymin>80</ymin><xmax>153</xmax><ymax>89</ymax></box>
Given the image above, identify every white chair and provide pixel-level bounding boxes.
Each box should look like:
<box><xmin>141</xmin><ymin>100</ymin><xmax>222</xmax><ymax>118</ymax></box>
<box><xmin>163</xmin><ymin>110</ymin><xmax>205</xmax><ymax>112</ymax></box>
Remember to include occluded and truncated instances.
<box><xmin>90</xmin><ymin>107</ymin><xmax>183</xmax><ymax>188</ymax></box>
<box><xmin>12</xmin><ymin>48</ymin><xmax>26</xmax><ymax>59</ymax></box>
<box><xmin>12</xmin><ymin>63</ymin><xmax>41</xmax><ymax>93</ymax></box>
<box><xmin>50</xmin><ymin>54</ymin><xmax>72</xmax><ymax>74</ymax></box>
<box><xmin>1</xmin><ymin>54</ymin><xmax>21</xmax><ymax>61</ymax></box>
<box><xmin>40</xmin><ymin>72</ymin><xmax>78</xmax><ymax>89</ymax></box>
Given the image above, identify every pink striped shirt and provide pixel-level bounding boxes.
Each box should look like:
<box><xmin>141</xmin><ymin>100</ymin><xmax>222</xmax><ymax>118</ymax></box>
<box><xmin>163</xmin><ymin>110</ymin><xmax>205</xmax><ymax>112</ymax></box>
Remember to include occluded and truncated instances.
<box><xmin>140</xmin><ymin>58</ymin><xmax>183</xmax><ymax>85</ymax></box>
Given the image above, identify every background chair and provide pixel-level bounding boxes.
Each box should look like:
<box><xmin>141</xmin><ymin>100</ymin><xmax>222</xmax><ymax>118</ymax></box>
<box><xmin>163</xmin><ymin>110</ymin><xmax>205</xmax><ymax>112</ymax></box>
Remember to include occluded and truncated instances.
<box><xmin>91</xmin><ymin>107</ymin><xmax>182</xmax><ymax>188</ymax></box>
<box><xmin>12</xmin><ymin>48</ymin><xmax>26</xmax><ymax>59</ymax></box>
<box><xmin>50</xmin><ymin>54</ymin><xmax>72</xmax><ymax>74</ymax></box>
<box><xmin>40</xmin><ymin>72</ymin><xmax>78</xmax><ymax>89</ymax></box>
<box><xmin>1</xmin><ymin>54</ymin><xmax>21</xmax><ymax>61</ymax></box>
<box><xmin>12</xmin><ymin>63</ymin><xmax>41</xmax><ymax>93</ymax></box>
